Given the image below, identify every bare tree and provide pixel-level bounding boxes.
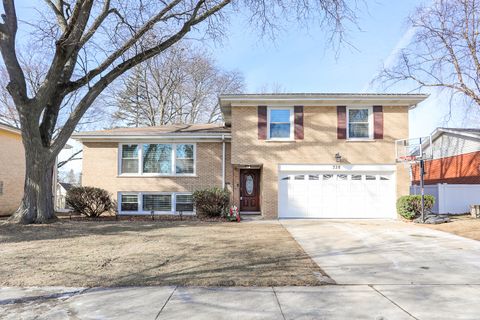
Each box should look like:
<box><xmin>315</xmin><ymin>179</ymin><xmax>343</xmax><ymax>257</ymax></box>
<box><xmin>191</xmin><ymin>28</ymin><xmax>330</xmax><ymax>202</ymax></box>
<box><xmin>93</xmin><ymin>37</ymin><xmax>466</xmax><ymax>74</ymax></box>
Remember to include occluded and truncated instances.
<box><xmin>377</xmin><ymin>0</ymin><xmax>480</xmax><ymax>107</ymax></box>
<box><xmin>111</xmin><ymin>44</ymin><xmax>244</xmax><ymax>127</ymax></box>
<box><xmin>0</xmin><ymin>0</ymin><xmax>357</xmax><ymax>224</ymax></box>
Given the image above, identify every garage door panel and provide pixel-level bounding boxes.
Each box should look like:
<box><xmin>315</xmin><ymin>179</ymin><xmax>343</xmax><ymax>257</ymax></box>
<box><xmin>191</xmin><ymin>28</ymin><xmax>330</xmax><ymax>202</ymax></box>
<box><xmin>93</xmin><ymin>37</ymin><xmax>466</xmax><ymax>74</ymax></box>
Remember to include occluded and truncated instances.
<box><xmin>278</xmin><ymin>168</ymin><xmax>396</xmax><ymax>219</ymax></box>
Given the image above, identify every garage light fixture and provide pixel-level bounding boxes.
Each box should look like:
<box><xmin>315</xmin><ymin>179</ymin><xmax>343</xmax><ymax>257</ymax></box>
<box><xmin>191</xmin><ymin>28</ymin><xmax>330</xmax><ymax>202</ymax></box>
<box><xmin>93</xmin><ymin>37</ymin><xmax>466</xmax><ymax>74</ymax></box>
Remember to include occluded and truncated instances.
<box><xmin>335</xmin><ymin>153</ymin><xmax>342</xmax><ymax>162</ymax></box>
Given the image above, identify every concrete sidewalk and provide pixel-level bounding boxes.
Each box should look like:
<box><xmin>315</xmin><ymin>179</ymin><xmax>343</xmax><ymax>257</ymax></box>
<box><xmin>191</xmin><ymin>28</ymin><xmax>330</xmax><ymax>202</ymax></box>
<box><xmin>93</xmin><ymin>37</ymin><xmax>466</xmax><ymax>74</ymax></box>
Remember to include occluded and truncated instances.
<box><xmin>1</xmin><ymin>285</ymin><xmax>479</xmax><ymax>319</ymax></box>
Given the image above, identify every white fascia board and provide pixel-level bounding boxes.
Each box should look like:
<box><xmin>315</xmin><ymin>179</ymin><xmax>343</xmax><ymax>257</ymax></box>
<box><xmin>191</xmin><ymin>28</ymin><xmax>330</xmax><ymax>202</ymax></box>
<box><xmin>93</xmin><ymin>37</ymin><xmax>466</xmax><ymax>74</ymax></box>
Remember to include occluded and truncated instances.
<box><xmin>436</xmin><ymin>128</ymin><xmax>480</xmax><ymax>141</ymax></box>
<box><xmin>220</xmin><ymin>94</ymin><xmax>429</xmax><ymax>108</ymax></box>
<box><xmin>278</xmin><ymin>163</ymin><xmax>397</xmax><ymax>172</ymax></box>
<box><xmin>73</xmin><ymin>134</ymin><xmax>231</xmax><ymax>143</ymax></box>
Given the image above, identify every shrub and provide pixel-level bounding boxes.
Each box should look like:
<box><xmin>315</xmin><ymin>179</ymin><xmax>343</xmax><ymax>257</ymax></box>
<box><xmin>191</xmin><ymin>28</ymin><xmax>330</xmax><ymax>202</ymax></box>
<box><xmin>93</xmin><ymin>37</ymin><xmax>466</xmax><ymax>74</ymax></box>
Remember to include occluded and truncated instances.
<box><xmin>192</xmin><ymin>187</ymin><xmax>230</xmax><ymax>218</ymax></box>
<box><xmin>396</xmin><ymin>195</ymin><xmax>435</xmax><ymax>220</ymax></box>
<box><xmin>66</xmin><ymin>186</ymin><xmax>116</xmax><ymax>217</ymax></box>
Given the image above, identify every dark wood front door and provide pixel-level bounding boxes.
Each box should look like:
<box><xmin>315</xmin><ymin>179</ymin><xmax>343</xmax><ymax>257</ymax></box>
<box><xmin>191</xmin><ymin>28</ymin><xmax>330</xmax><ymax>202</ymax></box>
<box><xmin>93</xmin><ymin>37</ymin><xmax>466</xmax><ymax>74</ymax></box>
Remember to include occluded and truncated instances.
<box><xmin>240</xmin><ymin>169</ymin><xmax>260</xmax><ymax>211</ymax></box>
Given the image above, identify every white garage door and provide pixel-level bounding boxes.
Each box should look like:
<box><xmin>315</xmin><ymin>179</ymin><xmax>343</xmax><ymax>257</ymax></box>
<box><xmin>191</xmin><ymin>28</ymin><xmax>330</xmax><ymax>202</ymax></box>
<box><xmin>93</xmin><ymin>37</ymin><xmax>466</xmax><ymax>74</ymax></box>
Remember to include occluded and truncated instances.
<box><xmin>278</xmin><ymin>166</ymin><xmax>396</xmax><ymax>219</ymax></box>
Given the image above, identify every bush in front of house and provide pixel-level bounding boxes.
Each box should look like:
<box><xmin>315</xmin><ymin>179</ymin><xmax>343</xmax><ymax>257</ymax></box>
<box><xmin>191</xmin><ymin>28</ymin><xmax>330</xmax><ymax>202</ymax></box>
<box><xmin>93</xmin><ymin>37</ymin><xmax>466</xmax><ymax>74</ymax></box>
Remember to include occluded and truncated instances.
<box><xmin>396</xmin><ymin>195</ymin><xmax>435</xmax><ymax>220</ymax></box>
<box><xmin>66</xmin><ymin>186</ymin><xmax>116</xmax><ymax>217</ymax></box>
<box><xmin>192</xmin><ymin>187</ymin><xmax>230</xmax><ymax>218</ymax></box>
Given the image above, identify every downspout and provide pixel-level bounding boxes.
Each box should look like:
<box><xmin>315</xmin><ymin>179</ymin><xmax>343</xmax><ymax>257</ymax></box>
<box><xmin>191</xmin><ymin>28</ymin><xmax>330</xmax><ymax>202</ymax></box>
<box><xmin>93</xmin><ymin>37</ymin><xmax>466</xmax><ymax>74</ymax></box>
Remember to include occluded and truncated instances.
<box><xmin>222</xmin><ymin>134</ymin><xmax>226</xmax><ymax>189</ymax></box>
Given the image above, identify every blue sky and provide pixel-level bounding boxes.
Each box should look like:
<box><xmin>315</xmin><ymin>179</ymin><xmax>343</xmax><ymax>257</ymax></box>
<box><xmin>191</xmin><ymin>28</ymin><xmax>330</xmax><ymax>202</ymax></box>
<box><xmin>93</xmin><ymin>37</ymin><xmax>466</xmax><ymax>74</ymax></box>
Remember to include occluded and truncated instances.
<box><xmin>13</xmin><ymin>1</ymin><xmax>480</xmax><ymax>173</ymax></box>
<box><xmin>204</xmin><ymin>0</ymin><xmax>479</xmax><ymax>138</ymax></box>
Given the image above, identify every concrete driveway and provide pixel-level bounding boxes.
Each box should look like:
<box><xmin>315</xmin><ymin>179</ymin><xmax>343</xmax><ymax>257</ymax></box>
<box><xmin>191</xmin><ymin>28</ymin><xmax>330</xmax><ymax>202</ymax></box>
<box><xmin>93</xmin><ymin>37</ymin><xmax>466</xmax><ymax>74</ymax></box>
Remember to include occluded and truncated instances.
<box><xmin>282</xmin><ymin>219</ymin><xmax>480</xmax><ymax>319</ymax></box>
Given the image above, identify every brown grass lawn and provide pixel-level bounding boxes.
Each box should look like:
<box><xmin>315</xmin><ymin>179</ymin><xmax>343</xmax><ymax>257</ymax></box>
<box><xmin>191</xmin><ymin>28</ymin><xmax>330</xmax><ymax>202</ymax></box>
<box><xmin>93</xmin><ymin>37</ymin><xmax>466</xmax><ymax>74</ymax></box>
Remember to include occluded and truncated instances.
<box><xmin>419</xmin><ymin>215</ymin><xmax>480</xmax><ymax>241</ymax></box>
<box><xmin>0</xmin><ymin>220</ymin><xmax>327</xmax><ymax>287</ymax></box>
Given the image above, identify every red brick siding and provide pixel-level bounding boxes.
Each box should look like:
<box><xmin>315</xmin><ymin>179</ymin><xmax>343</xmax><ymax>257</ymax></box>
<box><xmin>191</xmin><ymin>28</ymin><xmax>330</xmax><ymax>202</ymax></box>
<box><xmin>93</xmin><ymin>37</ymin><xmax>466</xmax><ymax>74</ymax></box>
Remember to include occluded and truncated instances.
<box><xmin>412</xmin><ymin>151</ymin><xmax>480</xmax><ymax>185</ymax></box>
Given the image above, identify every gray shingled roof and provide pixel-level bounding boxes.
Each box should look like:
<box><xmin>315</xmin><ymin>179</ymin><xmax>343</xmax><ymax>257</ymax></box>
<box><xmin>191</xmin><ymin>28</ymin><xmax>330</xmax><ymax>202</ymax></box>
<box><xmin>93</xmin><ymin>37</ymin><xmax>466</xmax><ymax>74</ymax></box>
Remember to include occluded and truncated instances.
<box><xmin>74</xmin><ymin>123</ymin><xmax>230</xmax><ymax>137</ymax></box>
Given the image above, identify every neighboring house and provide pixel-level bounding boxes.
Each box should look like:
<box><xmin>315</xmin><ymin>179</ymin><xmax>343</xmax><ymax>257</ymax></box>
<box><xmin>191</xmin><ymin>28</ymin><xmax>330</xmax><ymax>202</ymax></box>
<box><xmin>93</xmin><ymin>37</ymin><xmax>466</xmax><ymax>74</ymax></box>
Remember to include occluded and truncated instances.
<box><xmin>74</xmin><ymin>93</ymin><xmax>428</xmax><ymax>219</ymax></box>
<box><xmin>0</xmin><ymin>123</ymin><xmax>25</xmax><ymax>216</ymax></box>
<box><xmin>56</xmin><ymin>182</ymin><xmax>75</xmax><ymax>212</ymax></box>
<box><xmin>411</xmin><ymin>128</ymin><xmax>480</xmax><ymax>214</ymax></box>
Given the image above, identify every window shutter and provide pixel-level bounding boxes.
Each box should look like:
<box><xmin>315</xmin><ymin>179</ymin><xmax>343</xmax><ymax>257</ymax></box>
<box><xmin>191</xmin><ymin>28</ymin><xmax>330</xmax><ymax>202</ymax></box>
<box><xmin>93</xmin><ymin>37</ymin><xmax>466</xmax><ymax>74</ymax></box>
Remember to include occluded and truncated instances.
<box><xmin>258</xmin><ymin>105</ymin><xmax>267</xmax><ymax>140</ymax></box>
<box><xmin>337</xmin><ymin>106</ymin><xmax>347</xmax><ymax>139</ymax></box>
<box><xmin>373</xmin><ymin>105</ymin><xmax>384</xmax><ymax>139</ymax></box>
<box><xmin>294</xmin><ymin>105</ymin><xmax>304</xmax><ymax>140</ymax></box>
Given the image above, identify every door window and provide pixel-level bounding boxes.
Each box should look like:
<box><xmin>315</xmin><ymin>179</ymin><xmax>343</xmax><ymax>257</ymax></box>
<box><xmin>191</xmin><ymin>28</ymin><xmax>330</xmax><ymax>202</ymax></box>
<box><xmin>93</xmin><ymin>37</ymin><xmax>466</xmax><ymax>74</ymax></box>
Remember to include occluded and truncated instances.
<box><xmin>246</xmin><ymin>175</ymin><xmax>254</xmax><ymax>195</ymax></box>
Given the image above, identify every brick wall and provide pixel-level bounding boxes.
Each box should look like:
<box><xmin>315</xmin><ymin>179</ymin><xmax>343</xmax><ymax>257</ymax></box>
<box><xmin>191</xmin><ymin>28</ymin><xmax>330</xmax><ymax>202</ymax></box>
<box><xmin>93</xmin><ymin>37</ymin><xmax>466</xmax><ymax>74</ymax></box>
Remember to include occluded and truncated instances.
<box><xmin>82</xmin><ymin>141</ymin><xmax>233</xmax><ymax>201</ymax></box>
<box><xmin>231</xmin><ymin>105</ymin><xmax>411</xmax><ymax>218</ymax></box>
<box><xmin>0</xmin><ymin>130</ymin><xmax>25</xmax><ymax>216</ymax></box>
<box><xmin>412</xmin><ymin>151</ymin><xmax>480</xmax><ymax>185</ymax></box>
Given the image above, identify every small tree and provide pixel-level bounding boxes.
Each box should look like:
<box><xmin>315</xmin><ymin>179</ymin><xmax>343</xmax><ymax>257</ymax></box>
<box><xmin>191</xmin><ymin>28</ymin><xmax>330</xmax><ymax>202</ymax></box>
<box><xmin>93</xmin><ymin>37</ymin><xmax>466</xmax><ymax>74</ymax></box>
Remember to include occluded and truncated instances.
<box><xmin>66</xmin><ymin>186</ymin><xmax>115</xmax><ymax>218</ymax></box>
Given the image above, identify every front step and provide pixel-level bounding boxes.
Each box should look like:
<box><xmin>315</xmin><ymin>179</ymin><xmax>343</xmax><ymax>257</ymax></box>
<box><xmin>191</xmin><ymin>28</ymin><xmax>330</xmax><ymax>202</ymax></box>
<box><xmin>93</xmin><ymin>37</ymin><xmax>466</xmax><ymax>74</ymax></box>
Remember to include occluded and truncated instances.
<box><xmin>240</xmin><ymin>212</ymin><xmax>263</xmax><ymax>221</ymax></box>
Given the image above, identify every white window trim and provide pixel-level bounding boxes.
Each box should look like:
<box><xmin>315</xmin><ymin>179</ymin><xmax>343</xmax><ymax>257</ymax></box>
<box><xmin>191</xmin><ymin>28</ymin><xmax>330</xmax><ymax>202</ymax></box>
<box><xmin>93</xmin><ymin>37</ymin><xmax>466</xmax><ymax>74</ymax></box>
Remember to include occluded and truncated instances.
<box><xmin>346</xmin><ymin>106</ymin><xmax>374</xmax><ymax>140</ymax></box>
<box><xmin>118</xmin><ymin>191</ymin><xmax>195</xmax><ymax>215</ymax></box>
<box><xmin>118</xmin><ymin>142</ymin><xmax>196</xmax><ymax>177</ymax></box>
<box><xmin>119</xmin><ymin>193</ymin><xmax>140</xmax><ymax>213</ymax></box>
<box><xmin>267</xmin><ymin>106</ymin><xmax>294</xmax><ymax>141</ymax></box>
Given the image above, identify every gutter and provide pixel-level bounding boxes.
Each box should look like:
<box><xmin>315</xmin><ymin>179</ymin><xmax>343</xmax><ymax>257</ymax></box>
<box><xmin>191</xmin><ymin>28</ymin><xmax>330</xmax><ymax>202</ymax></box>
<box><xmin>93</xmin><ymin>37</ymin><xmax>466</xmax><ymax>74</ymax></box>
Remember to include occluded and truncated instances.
<box><xmin>222</xmin><ymin>134</ymin><xmax>226</xmax><ymax>189</ymax></box>
<box><xmin>72</xmin><ymin>134</ymin><xmax>232</xmax><ymax>142</ymax></box>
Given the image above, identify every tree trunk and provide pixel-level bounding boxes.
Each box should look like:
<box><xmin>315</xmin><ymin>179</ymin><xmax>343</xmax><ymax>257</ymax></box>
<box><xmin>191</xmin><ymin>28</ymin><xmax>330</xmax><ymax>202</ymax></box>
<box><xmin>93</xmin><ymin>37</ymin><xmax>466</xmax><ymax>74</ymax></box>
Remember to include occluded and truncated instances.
<box><xmin>9</xmin><ymin>143</ymin><xmax>57</xmax><ymax>224</ymax></box>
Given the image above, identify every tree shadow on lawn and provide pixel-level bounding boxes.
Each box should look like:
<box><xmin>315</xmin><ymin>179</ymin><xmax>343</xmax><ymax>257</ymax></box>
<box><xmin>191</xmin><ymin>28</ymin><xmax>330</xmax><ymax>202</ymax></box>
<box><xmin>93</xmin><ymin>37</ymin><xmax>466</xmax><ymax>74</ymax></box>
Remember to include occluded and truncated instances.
<box><xmin>12</xmin><ymin>247</ymin><xmax>326</xmax><ymax>287</ymax></box>
<box><xmin>0</xmin><ymin>220</ymin><xmax>230</xmax><ymax>244</ymax></box>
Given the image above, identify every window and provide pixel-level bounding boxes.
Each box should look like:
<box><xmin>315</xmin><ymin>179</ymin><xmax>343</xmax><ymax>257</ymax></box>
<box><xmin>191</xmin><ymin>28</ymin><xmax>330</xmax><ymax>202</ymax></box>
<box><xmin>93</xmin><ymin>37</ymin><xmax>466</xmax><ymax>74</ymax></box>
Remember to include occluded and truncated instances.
<box><xmin>121</xmin><ymin>145</ymin><xmax>139</xmax><ymax>174</ymax></box>
<box><xmin>119</xmin><ymin>143</ymin><xmax>195</xmax><ymax>176</ymax></box>
<box><xmin>0</xmin><ymin>181</ymin><xmax>3</xmax><ymax>195</ymax></box>
<box><xmin>347</xmin><ymin>107</ymin><xmax>372</xmax><ymax>139</ymax></box>
<box><xmin>121</xmin><ymin>194</ymin><xmax>138</xmax><ymax>211</ymax></box>
<box><xmin>176</xmin><ymin>144</ymin><xmax>194</xmax><ymax>174</ymax></box>
<box><xmin>176</xmin><ymin>194</ymin><xmax>194</xmax><ymax>212</ymax></box>
<box><xmin>119</xmin><ymin>192</ymin><xmax>194</xmax><ymax>214</ymax></box>
<box><xmin>143</xmin><ymin>194</ymin><xmax>171</xmax><ymax>212</ymax></box>
<box><xmin>143</xmin><ymin>144</ymin><xmax>172</xmax><ymax>174</ymax></box>
<box><xmin>268</xmin><ymin>108</ymin><xmax>293</xmax><ymax>139</ymax></box>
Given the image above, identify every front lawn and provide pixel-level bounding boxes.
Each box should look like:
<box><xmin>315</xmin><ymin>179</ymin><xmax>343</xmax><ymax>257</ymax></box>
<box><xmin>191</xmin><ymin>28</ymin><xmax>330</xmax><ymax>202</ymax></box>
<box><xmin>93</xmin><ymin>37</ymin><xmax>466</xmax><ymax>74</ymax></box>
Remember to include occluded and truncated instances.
<box><xmin>418</xmin><ymin>215</ymin><xmax>480</xmax><ymax>241</ymax></box>
<box><xmin>0</xmin><ymin>220</ymin><xmax>327</xmax><ymax>287</ymax></box>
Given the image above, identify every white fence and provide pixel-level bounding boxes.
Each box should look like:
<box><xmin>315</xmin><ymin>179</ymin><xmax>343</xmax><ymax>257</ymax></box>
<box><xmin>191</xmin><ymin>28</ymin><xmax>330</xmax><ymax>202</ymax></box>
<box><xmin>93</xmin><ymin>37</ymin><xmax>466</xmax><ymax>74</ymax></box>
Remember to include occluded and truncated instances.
<box><xmin>411</xmin><ymin>184</ymin><xmax>480</xmax><ymax>214</ymax></box>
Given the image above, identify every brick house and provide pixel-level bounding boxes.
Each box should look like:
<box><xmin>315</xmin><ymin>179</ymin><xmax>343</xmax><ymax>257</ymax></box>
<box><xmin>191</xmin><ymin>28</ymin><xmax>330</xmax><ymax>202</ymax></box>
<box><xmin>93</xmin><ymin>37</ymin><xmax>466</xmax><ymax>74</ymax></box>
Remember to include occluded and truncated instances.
<box><xmin>74</xmin><ymin>93</ymin><xmax>428</xmax><ymax>219</ymax></box>
<box><xmin>0</xmin><ymin>123</ymin><xmax>25</xmax><ymax>216</ymax></box>
<box><xmin>411</xmin><ymin>128</ymin><xmax>480</xmax><ymax>214</ymax></box>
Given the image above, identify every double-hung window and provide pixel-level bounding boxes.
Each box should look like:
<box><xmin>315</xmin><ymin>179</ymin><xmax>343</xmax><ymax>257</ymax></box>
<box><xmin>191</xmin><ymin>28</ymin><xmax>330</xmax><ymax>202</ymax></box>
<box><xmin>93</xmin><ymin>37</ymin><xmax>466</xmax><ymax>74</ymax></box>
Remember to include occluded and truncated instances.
<box><xmin>347</xmin><ymin>107</ymin><xmax>372</xmax><ymax>139</ymax></box>
<box><xmin>119</xmin><ymin>143</ymin><xmax>195</xmax><ymax>175</ymax></box>
<box><xmin>175</xmin><ymin>144</ymin><xmax>195</xmax><ymax>174</ymax></box>
<box><xmin>120</xmin><ymin>194</ymin><xmax>138</xmax><ymax>212</ymax></box>
<box><xmin>268</xmin><ymin>108</ymin><xmax>293</xmax><ymax>140</ymax></box>
<box><xmin>175</xmin><ymin>194</ymin><xmax>194</xmax><ymax>212</ymax></box>
<box><xmin>121</xmin><ymin>145</ymin><xmax>139</xmax><ymax>173</ymax></box>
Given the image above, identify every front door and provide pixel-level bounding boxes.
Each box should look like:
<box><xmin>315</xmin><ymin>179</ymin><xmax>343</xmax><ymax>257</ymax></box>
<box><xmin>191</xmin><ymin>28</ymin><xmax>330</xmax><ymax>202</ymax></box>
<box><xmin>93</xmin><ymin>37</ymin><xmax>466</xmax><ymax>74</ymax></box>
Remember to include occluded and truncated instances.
<box><xmin>240</xmin><ymin>169</ymin><xmax>260</xmax><ymax>211</ymax></box>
